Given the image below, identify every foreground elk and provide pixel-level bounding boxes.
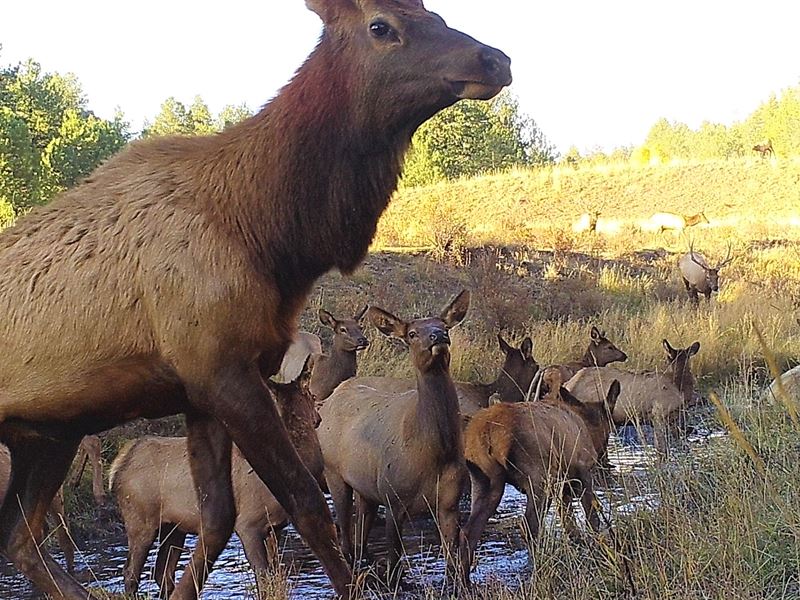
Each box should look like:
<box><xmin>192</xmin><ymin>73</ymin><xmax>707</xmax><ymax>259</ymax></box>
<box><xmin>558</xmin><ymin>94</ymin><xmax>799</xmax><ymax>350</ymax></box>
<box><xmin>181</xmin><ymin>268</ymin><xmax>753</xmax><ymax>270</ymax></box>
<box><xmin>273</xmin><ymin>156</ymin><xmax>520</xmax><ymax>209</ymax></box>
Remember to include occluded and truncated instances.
<box><xmin>111</xmin><ymin>366</ymin><xmax>321</xmax><ymax>598</ymax></box>
<box><xmin>566</xmin><ymin>339</ymin><xmax>701</xmax><ymax>454</ymax></box>
<box><xmin>678</xmin><ymin>243</ymin><xmax>733</xmax><ymax>304</ymax></box>
<box><xmin>457</xmin><ymin>334</ymin><xmax>539</xmax><ymax>417</ymax></box>
<box><xmin>464</xmin><ymin>369</ymin><xmax>620</xmax><ymax>561</ymax></box>
<box><xmin>308</xmin><ymin>306</ymin><xmax>370</xmax><ymax>401</ymax></box>
<box><xmin>556</xmin><ymin>326</ymin><xmax>628</xmax><ymax>382</ymax></box>
<box><xmin>0</xmin><ymin>1</ymin><xmax>510</xmax><ymax>597</ymax></box>
<box><xmin>318</xmin><ymin>291</ymin><xmax>470</xmax><ymax>583</ymax></box>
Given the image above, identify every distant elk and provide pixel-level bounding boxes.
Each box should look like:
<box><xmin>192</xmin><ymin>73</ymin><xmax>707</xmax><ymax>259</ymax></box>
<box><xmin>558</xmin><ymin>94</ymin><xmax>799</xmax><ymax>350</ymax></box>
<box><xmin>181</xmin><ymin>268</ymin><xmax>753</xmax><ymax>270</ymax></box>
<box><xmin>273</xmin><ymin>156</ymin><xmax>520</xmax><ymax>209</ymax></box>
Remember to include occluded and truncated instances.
<box><xmin>648</xmin><ymin>211</ymin><xmax>709</xmax><ymax>233</ymax></box>
<box><xmin>678</xmin><ymin>243</ymin><xmax>733</xmax><ymax>304</ymax></box>
<box><xmin>753</xmin><ymin>140</ymin><xmax>774</xmax><ymax>158</ymax></box>
<box><xmin>308</xmin><ymin>305</ymin><xmax>369</xmax><ymax>402</ymax></box>
<box><xmin>0</xmin><ymin>1</ymin><xmax>510</xmax><ymax>597</ymax></box>
<box><xmin>555</xmin><ymin>325</ymin><xmax>628</xmax><ymax>383</ymax></box>
<box><xmin>571</xmin><ymin>211</ymin><xmax>600</xmax><ymax>234</ymax></box>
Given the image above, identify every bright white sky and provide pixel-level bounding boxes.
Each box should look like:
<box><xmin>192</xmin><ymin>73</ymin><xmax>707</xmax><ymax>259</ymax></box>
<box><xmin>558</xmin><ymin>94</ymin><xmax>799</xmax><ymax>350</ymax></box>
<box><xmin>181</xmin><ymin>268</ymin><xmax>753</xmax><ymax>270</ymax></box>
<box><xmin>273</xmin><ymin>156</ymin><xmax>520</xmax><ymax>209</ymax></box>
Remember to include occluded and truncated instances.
<box><xmin>1</xmin><ymin>1</ymin><xmax>797</xmax><ymax>154</ymax></box>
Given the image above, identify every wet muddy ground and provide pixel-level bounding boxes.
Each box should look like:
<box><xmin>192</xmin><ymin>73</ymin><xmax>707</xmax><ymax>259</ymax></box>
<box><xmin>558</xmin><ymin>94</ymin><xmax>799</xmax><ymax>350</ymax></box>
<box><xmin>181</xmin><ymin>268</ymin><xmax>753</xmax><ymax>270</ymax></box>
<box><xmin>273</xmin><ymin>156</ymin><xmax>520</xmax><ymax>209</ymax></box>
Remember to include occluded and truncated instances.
<box><xmin>0</xmin><ymin>425</ymin><xmax>722</xmax><ymax>599</ymax></box>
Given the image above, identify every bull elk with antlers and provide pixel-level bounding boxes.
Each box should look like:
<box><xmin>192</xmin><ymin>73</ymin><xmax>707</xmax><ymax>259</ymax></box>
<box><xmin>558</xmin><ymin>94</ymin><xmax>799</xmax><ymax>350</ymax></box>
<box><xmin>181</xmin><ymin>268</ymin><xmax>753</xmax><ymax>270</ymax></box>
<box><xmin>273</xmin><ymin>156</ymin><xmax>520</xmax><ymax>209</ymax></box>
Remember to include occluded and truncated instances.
<box><xmin>0</xmin><ymin>0</ymin><xmax>511</xmax><ymax>597</ymax></box>
<box><xmin>678</xmin><ymin>242</ymin><xmax>733</xmax><ymax>304</ymax></box>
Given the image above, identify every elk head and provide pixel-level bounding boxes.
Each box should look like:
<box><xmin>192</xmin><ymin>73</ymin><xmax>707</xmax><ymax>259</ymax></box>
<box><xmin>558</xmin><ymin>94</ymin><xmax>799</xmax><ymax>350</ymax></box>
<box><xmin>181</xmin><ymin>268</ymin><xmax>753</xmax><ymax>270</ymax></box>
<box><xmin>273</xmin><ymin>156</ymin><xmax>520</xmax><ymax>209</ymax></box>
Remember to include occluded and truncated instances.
<box><xmin>496</xmin><ymin>334</ymin><xmax>538</xmax><ymax>401</ymax></box>
<box><xmin>319</xmin><ymin>305</ymin><xmax>370</xmax><ymax>352</ymax></box>
<box><xmin>305</xmin><ymin>0</ymin><xmax>512</xmax><ymax>133</ymax></box>
<box><xmin>689</xmin><ymin>241</ymin><xmax>733</xmax><ymax>292</ymax></box>
<box><xmin>589</xmin><ymin>326</ymin><xmax>628</xmax><ymax>365</ymax></box>
<box><xmin>368</xmin><ymin>290</ymin><xmax>469</xmax><ymax>372</ymax></box>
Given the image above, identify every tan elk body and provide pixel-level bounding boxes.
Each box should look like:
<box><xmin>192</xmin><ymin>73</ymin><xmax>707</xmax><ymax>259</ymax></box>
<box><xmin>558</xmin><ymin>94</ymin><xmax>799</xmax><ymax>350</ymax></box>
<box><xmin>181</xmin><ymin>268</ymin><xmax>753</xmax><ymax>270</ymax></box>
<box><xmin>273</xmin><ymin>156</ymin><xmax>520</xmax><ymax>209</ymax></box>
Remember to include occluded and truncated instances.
<box><xmin>318</xmin><ymin>291</ymin><xmax>471</xmax><ymax>582</ymax></box>
<box><xmin>565</xmin><ymin>340</ymin><xmax>701</xmax><ymax>453</ymax></box>
<box><xmin>111</xmin><ymin>371</ymin><xmax>322</xmax><ymax>598</ymax></box>
<box><xmin>678</xmin><ymin>246</ymin><xmax>733</xmax><ymax>304</ymax></box>
<box><xmin>0</xmin><ymin>1</ymin><xmax>510</xmax><ymax>597</ymax></box>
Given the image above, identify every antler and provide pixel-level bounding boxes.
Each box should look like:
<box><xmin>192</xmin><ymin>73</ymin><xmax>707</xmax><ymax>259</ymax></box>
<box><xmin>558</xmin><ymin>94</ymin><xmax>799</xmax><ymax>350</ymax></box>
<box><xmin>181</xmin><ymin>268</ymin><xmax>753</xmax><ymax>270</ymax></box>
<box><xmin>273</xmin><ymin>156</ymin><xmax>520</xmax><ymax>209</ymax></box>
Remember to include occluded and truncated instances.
<box><xmin>355</xmin><ymin>304</ymin><xmax>369</xmax><ymax>321</ymax></box>
<box><xmin>716</xmin><ymin>243</ymin><xmax>734</xmax><ymax>269</ymax></box>
<box><xmin>688</xmin><ymin>240</ymin><xmax>707</xmax><ymax>269</ymax></box>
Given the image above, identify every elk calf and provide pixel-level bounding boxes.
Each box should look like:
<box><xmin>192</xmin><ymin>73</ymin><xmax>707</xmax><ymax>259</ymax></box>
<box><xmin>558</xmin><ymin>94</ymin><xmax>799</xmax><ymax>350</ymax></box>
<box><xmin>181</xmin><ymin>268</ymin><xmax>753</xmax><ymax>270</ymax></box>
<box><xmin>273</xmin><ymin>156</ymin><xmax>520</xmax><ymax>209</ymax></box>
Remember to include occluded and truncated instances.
<box><xmin>463</xmin><ymin>372</ymin><xmax>620</xmax><ymax>562</ymax></box>
<box><xmin>318</xmin><ymin>291</ymin><xmax>470</xmax><ymax>583</ymax></box>
<box><xmin>457</xmin><ymin>334</ymin><xmax>539</xmax><ymax>417</ymax></box>
<box><xmin>556</xmin><ymin>326</ymin><xmax>628</xmax><ymax>382</ymax></box>
<box><xmin>678</xmin><ymin>243</ymin><xmax>733</xmax><ymax>304</ymax></box>
<box><xmin>565</xmin><ymin>339</ymin><xmax>701</xmax><ymax>454</ymax></box>
<box><xmin>308</xmin><ymin>306</ymin><xmax>369</xmax><ymax>402</ymax></box>
<box><xmin>111</xmin><ymin>365</ymin><xmax>322</xmax><ymax>598</ymax></box>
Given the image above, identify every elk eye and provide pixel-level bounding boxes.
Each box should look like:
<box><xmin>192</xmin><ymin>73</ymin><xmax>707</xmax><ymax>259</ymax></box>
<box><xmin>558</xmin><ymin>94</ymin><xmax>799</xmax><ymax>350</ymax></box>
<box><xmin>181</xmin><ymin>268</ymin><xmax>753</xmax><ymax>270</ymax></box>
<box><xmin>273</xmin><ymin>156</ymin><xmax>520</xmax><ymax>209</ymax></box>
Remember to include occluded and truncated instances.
<box><xmin>409</xmin><ymin>331</ymin><xmax>417</xmax><ymax>339</ymax></box>
<box><xmin>369</xmin><ymin>20</ymin><xmax>391</xmax><ymax>38</ymax></box>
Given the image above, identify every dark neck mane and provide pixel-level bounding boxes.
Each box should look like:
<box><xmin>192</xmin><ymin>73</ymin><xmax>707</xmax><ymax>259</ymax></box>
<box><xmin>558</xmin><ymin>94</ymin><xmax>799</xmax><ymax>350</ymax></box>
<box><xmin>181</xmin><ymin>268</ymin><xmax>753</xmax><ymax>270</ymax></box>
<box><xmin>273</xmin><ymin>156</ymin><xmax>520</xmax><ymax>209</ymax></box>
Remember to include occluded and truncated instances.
<box><xmin>199</xmin><ymin>36</ymin><xmax>412</xmax><ymax>306</ymax></box>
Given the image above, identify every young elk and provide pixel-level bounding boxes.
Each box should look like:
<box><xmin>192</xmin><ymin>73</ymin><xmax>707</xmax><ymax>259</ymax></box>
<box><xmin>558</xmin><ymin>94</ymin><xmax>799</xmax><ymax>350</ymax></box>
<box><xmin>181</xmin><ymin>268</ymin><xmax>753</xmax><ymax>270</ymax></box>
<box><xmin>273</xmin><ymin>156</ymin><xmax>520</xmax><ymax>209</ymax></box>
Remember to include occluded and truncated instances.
<box><xmin>457</xmin><ymin>334</ymin><xmax>539</xmax><ymax>418</ymax></box>
<box><xmin>309</xmin><ymin>306</ymin><xmax>370</xmax><ymax>402</ymax></box>
<box><xmin>0</xmin><ymin>1</ymin><xmax>510</xmax><ymax>597</ymax></box>
<box><xmin>565</xmin><ymin>339</ymin><xmax>701</xmax><ymax>454</ymax></box>
<box><xmin>463</xmin><ymin>370</ymin><xmax>620</xmax><ymax>562</ymax></box>
<box><xmin>556</xmin><ymin>325</ymin><xmax>628</xmax><ymax>382</ymax></box>
<box><xmin>111</xmin><ymin>364</ymin><xmax>323</xmax><ymax>598</ymax></box>
<box><xmin>678</xmin><ymin>243</ymin><xmax>733</xmax><ymax>304</ymax></box>
<box><xmin>318</xmin><ymin>291</ymin><xmax>470</xmax><ymax>584</ymax></box>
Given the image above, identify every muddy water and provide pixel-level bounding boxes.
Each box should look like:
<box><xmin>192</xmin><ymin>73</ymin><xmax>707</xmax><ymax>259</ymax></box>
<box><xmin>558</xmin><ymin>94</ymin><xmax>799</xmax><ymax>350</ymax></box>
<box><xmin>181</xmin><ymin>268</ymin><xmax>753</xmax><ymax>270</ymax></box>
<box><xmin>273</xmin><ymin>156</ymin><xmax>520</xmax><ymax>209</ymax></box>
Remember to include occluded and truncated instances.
<box><xmin>0</xmin><ymin>426</ymin><xmax>721</xmax><ymax>599</ymax></box>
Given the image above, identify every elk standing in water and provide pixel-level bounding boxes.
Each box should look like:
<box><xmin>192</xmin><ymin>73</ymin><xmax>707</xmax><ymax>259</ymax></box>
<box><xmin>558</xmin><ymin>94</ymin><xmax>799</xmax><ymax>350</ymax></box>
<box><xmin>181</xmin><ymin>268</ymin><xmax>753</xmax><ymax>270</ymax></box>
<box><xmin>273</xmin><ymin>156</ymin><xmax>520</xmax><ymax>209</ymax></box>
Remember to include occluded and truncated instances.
<box><xmin>318</xmin><ymin>291</ymin><xmax>471</xmax><ymax>584</ymax></box>
<box><xmin>463</xmin><ymin>369</ymin><xmax>620</xmax><ymax>562</ymax></box>
<box><xmin>111</xmin><ymin>365</ymin><xmax>322</xmax><ymax>599</ymax></box>
<box><xmin>0</xmin><ymin>1</ymin><xmax>510</xmax><ymax>598</ymax></box>
<box><xmin>678</xmin><ymin>243</ymin><xmax>733</xmax><ymax>304</ymax></box>
<box><xmin>566</xmin><ymin>340</ymin><xmax>701</xmax><ymax>454</ymax></box>
<box><xmin>556</xmin><ymin>326</ymin><xmax>628</xmax><ymax>383</ymax></box>
<box><xmin>308</xmin><ymin>306</ymin><xmax>370</xmax><ymax>402</ymax></box>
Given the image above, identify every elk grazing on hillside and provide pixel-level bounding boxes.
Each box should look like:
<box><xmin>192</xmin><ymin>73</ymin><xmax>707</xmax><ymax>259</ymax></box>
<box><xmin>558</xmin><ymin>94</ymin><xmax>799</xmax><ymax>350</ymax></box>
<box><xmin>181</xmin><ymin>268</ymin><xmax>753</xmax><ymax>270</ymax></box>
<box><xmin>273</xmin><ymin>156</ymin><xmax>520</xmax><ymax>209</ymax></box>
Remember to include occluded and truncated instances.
<box><xmin>457</xmin><ymin>334</ymin><xmax>539</xmax><ymax>417</ymax></box>
<box><xmin>308</xmin><ymin>306</ymin><xmax>369</xmax><ymax>402</ymax></box>
<box><xmin>753</xmin><ymin>140</ymin><xmax>774</xmax><ymax>158</ymax></box>
<box><xmin>571</xmin><ymin>211</ymin><xmax>600</xmax><ymax>234</ymax></box>
<box><xmin>555</xmin><ymin>326</ymin><xmax>628</xmax><ymax>383</ymax></box>
<box><xmin>678</xmin><ymin>243</ymin><xmax>733</xmax><ymax>304</ymax></box>
<box><xmin>565</xmin><ymin>339</ymin><xmax>701</xmax><ymax>454</ymax></box>
<box><xmin>0</xmin><ymin>1</ymin><xmax>510</xmax><ymax>597</ymax></box>
<box><xmin>278</xmin><ymin>331</ymin><xmax>322</xmax><ymax>383</ymax></box>
<box><xmin>318</xmin><ymin>291</ymin><xmax>471</xmax><ymax>584</ymax></box>
<box><xmin>463</xmin><ymin>368</ymin><xmax>620</xmax><ymax>561</ymax></box>
<box><xmin>111</xmin><ymin>364</ymin><xmax>321</xmax><ymax>598</ymax></box>
<box><xmin>648</xmin><ymin>211</ymin><xmax>710</xmax><ymax>232</ymax></box>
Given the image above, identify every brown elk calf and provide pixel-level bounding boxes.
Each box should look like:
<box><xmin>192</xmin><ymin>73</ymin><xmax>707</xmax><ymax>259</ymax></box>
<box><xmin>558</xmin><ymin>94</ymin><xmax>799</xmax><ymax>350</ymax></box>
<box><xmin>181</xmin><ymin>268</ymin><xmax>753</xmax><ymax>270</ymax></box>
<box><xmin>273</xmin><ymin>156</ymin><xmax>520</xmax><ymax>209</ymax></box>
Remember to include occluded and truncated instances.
<box><xmin>0</xmin><ymin>2</ymin><xmax>510</xmax><ymax>598</ymax></box>
<box><xmin>566</xmin><ymin>339</ymin><xmax>701</xmax><ymax>454</ymax></box>
<box><xmin>111</xmin><ymin>366</ymin><xmax>322</xmax><ymax>598</ymax></box>
<box><xmin>308</xmin><ymin>306</ymin><xmax>369</xmax><ymax>402</ymax></box>
<box><xmin>556</xmin><ymin>326</ymin><xmax>628</xmax><ymax>382</ymax></box>
<box><xmin>457</xmin><ymin>334</ymin><xmax>539</xmax><ymax>417</ymax></box>
<box><xmin>678</xmin><ymin>243</ymin><xmax>733</xmax><ymax>304</ymax></box>
<box><xmin>318</xmin><ymin>291</ymin><xmax>470</xmax><ymax>584</ymax></box>
<box><xmin>463</xmin><ymin>372</ymin><xmax>620</xmax><ymax>562</ymax></box>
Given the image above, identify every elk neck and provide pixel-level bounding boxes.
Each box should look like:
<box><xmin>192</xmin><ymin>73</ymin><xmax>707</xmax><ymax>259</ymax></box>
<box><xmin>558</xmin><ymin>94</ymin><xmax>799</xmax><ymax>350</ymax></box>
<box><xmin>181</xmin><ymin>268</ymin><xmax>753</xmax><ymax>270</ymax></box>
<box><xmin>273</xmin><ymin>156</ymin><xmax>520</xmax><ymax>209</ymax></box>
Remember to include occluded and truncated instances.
<box><xmin>412</xmin><ymin>361</ymin><xmax>464</xmax><ymax>462</ymax></box>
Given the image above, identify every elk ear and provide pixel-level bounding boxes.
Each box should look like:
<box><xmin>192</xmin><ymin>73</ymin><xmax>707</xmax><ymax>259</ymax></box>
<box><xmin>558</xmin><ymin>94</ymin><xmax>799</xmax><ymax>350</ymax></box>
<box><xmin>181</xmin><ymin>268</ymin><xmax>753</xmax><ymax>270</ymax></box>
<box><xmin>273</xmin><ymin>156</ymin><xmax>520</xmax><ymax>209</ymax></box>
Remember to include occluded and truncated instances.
<box><xmin>298</xmin><ymin>354</ymin><xmax>314</xmax><ymax>388</ymax></box>
<box><xmin>497</xmin><ymin>334</ymin><xmax>513</xmax><ymax>355</ymax></box>
<box><xmin>355</xmin><ymin>304</ymin><xmax>369</xmax><ymax>322</ymax></box>
<box><xmin>318</xmin><ymin>308</ymin><xmax>337</xmax><ymax>329</ymax></box>
<box><xmin>440</xmin><ymin>290</ymin><xmax>470</xmax><ymax>329</ymax></box>
<box><xmin>305</xmin><ymin>0</ymin><xmax>359</xmax><ymax>25</ymax></box>
<box><xmin>662</xmin><ymin>339</ymin><xmax>677</xmax><ymax>357</ymax></box>
<box><xmin>367</xmin><ymin>306</ymin><xmax>407</xmax><ymax>339</ymax></box>
<box><xmin>590</xmin><ymin>326</ymin><xmax>601</xmax><ymax>342</ymax></box>
<box><xmin>520</xmin><ymin>337</ymin><xmax>533</xmax><ymax>359</ymax></box>
<box><xmin>687</xmin><ymin>341</ymin><xmax>701</xmax><ymax>356</ymax></box>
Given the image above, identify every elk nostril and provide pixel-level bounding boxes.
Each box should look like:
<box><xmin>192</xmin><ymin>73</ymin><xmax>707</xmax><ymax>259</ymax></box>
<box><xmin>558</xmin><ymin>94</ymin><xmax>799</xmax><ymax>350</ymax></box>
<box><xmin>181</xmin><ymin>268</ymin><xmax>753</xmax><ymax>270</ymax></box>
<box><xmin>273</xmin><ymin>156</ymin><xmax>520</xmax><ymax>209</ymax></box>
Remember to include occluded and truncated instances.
<box><xmin>479</xmin><ymin>48</ymin><xmax>500</xmax><ymax>74</ymax></box>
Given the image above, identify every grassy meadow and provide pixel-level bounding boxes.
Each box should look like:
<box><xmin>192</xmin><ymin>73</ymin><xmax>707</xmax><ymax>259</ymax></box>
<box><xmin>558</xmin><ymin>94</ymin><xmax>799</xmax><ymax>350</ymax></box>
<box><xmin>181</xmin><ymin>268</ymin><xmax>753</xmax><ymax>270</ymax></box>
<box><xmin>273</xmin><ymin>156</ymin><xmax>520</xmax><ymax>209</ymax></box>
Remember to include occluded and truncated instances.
<box><xmin>66</xmin><ymin>157</ymin><xmax>800</xmax><ymax>599</ymax></box>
